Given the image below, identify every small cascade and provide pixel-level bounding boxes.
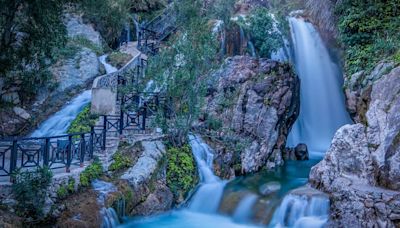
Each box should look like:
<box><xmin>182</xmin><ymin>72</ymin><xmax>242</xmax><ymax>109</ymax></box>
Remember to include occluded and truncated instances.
<box><xmin>269</xmin><ymin>194</ymin><xmax>329</xmax><ymax>228</ymax></box>
<box><xmin>92</xmin><ymin>180</ymin><xmax>120</xmax><ymax>228</ymax></box>
<box><xmin>188</xmin><ymin>135</ymin><xmax>226</xmax><ymax>213</ymax></box>
<box><xmin>30</xmin><ymin>90</ymin><xmax>91</xmax><ymax>137</ymax></box>
<box><xmin>247</xmin><ymin>40</ymin><xmax>257</xmax><ymax>57</ymax></box>
<box><xmin>233</xmin><ymin>194</ymin><xmax>258</xmax><ymax>223</ymax></box>
<box><xmin>99</xmin><ymin>55</ymin><xmax>118</xmax><ymax>74</ymax></box>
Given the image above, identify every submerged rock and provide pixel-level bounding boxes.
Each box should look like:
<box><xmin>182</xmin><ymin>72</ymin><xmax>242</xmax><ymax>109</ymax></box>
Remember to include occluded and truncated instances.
<box><xmin>259</xmin><ymin>182</ymin><xmax>281</xmax><ymax>196</ymax></box>
<box><xmin>310</xmin><ymin>66</ymin><xmax>400</xmax><ymax>227</ymax></box>
<box><xmin>200</xmin><ymin>56</ymin><xmax>300</xmax><ymax>177</ymax></box>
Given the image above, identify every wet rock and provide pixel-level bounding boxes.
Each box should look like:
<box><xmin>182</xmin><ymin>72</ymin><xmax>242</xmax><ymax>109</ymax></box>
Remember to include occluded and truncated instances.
<box><xmin>310</xmin><ymin>66</ymin><xmax>400</xmax><ymax>227</ymax></box>
<box><xmin>294</xmin><ymin>143</ymin><xmax>309</xmax><ymax>160</ymax></box>
<box><xmin>200</xmin><ymin>56</ymin><xmax>300</xmax><ymax>176</ymax></box>
<box><xmin>259</xmin><ymin>182</ymin><xmax>281</xmax><ymax>196</ymax></box>
<box><xmin>132</xmin><ymin>183</ymin><xmax>173</xmax><ymax>216</ymax></box>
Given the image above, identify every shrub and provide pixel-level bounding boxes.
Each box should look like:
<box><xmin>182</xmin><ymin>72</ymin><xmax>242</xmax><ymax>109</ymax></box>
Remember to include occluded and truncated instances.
<box><xmin>245</xmin><ymin>8</ymin><xmax>282</xmax><ymax>58</ymax></box>
<box><xmin>11</xmin><ymin>167</ymin><xmax>53</xmax><ymax>218</ymax></box>
<box><xmin>109</xmin><ymin>152</ymin><xmax>133</xmax><ymax>172</ymax></box>
<box><xmin>67</xmin><ymin>104</ymin><xmax>98</xmax><ymax>134</ymax></box>
<box><xmin>166</xmin><ymin>145</ymin><xmax>198</xmax><ymax>201</ymax></box>
<box><xmin>79</xmin><ymin>160</ymin><xmax>103</xmax><ymax>187</ymax></box>
<box><xmin>205</xmin><ymin>116</ymin><xmax>223</xmax><ymax>131</ymax></box>
<box><xmin>106</xmin><ymin>51</ymin><xmax>133</xmax><ymax>69</ymax></box>
<box><xmin>56</xmin><ymin>177</ymin><xmax>76</xmax><ymax>199</ymax></box>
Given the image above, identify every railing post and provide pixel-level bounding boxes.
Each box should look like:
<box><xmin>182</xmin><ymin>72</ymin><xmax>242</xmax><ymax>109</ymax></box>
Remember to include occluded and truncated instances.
<box><xmin>66</xmin><ymin>135</ymin><xmax>72</xmax><ymax>173</ymax></box>
<box><xmin>90</xmin><ymin>126</ymin><xmax>94</xmax><ymax>158</ymax></box>
<box><xmin>10</xmin><ymin>139</ymin><xmax>18</xmax><ymax>182</ymax></box>
<box><xmin>80</xmin><ymin>134</ymin><xmax>86</xmax><ymax>167</ymax></box>
<box><xmin>119</xmin><ymin>98</ymin><xmax>124</xmax><ymax>135</ymax></box>
<box><xmin>43</xmin><ymin>138</ymin><xmax>50</xmax><ymax>167</ymax></box>
<box><xmin>142</xmin><ymin>103</ymin><xmax>147</xmax><ymax>130</ymax></box>
<box><xmin>102</xmin><ymin>116</ymin><xmax>107</xmax><ymax>151</ymax></box>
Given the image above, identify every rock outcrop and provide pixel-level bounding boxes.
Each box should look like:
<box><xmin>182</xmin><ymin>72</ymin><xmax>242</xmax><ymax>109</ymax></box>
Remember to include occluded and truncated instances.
<box><xmin>200</xmin><ymin>56</ymin><xmax>299</xmax><ymax>177</ymax></box>
<box><xmin>310</xmin><ymin>66</ymin><xmax>400</xmax><ymax>227</ymax></box>
<box><xmin>121</xmin><ymin>140</ymin><xmax>174</xmax><ymax>216</ymax></box>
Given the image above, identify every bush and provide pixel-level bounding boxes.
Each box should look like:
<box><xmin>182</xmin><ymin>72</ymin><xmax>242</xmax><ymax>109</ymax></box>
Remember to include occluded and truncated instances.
<box><xmin>166</xmin><ymin>145</ymin><xmax>198</xmax><ymax>200</ymax></box>
<box><xmin>79</xmin><ymin>160</ymin><xmax>103</xmax><ymax>187</ymax></box>
<box><xmin>109</xmin><ymin>152</ymin><xmax>133</xmax><ymax>172</ymax></box>
<box><xmin>336</xmin><ymin>0</ymin><xmax>400</xmax><ymax>75</ymax></box>
<box><xmin>11</xmin><ymin>167</ymin><xmax>53</xmax><ymax>218</ymax></box>
<box><xmin>205</xmin><ymin>116</ymin><xmax>223</xmax><ymax>131</ymax></box>
<box><xmin>56</xmin><ymin>177</ymin><xmax>76</xmax><ymax>199</ymax></box>
<box><xmin>107</xmin><ymin>51</ymin><xmax>133</xmax><ymax>69</ymax></box>
<box><xmin>67</xmin><ymin>104</ymin><xmax>98</xmax><ymax>134</ymax></box>
<box><xmin>244</xmin><ymin>8</ymin><xmax>282</xmax><ymax>58</ymax></box>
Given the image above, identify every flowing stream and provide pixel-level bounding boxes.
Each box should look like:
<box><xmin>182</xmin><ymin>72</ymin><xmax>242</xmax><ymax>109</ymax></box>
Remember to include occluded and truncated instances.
<box><xmin>30</xmin><ymin>55</ymin><xmax>117</xmax><ymax>137</ymax></box>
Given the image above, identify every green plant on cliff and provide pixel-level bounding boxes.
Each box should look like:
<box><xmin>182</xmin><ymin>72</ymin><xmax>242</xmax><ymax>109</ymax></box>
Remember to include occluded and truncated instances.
<box><xmin>146</xmin><ymin>0</ymin><xmax>219</xmax><ymax>146</ymax></box>
<box><xmin>107</xmin><ymin>51</ymin><xmax>133</xmax><ymax>69</ymax></box>
<box><xmin>67</xmin><ymin>104</ymin><xmax>99</xmax><ymax>134</ymax></box>
<box><xmin>56</xmin><ymin>177</ymin><xmax>76</xmax><ymax>199</ymax></box>
<box><xmin>166</xmin><ymin>145</ymin><xmax>198</xmax><ymax>200</ymax></box>
<box><xmin>336</xmin><ymin>0</ymin><xmax>400</xmax><ymax>75</ymax></box>
<box><xmin>245</xmin><ymin>8</ymin><xmax>282</xmax><ymax>58</ymax></box>
<box><xmin>79</xmin><ymin>159</ymin><xmax>103</xmax><ymax>187</ymax></box>
<box><xmin>109</xmin><ymin>152</ymin><xmax>134</xmax><ymax>172</ymax></box>
<box><xmin>11</xmin><ymin>167</ymin><xmax>53</xmax><ymax>218</ymax></box>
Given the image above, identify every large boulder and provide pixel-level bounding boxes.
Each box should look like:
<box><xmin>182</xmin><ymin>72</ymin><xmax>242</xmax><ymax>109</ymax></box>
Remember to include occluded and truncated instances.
<box><xmin>200</xmin><ymin>56</ymin><xmax>300</xmax><ymax>177</ymax></box>
<box><xmin>310</xmin><ymin>66</ymin><xmax>400</xmax><ymax>227</ymax></box>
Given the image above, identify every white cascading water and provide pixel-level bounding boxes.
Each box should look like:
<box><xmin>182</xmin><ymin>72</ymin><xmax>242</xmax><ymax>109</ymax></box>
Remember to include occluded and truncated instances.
<box><xmin>123</xmin><ymin>135</ymin><xmax>256</xmax><ymax>228</ymax></box>
<box><xmin>92</xmin><ymin>180</ymin><xmax>120</xmax><ymax>228</ymax></box>
<box><xmin>30</xmin><ymin>55</ymin><xmax>117</xmax><ymax>137</ymax></box>
<box><xmin>30</xmin><ymin>90</ymin><xmax>92</xmax><ymax>137</ymax></box>
<box><xmin>286</xmin><ymin>17</ymin><xmax>352</xmax><ymax>157</ymax></box>
<box><xmin>271</xmin><ymin>16</ymin><xmax>351</xmax><ymax>227</ymax></box>
<box><xmin>188</xmin><ymin>134</ymin><xmax>226</xmax><ymax>213</ymax></box>
<box><xmin>233</xmin><ymin>194</ymin><xmax>258</xmax><ymax>223</ymax></box>
<box><xmin>269</xmin><ymin>195</ymin><xmax>329</xmax><ymax>228</ymax></box>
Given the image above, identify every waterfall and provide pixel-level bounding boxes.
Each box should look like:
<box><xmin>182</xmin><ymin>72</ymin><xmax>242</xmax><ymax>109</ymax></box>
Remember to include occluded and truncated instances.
<box><xmin>233</xmin><ymin>194</ymin><xmax>258</xmax><ymax>223</ymax></box>
<box><xmin>286</xmin><ymin>17</ymin><xmax>351</xmax><ymax>157</ymax></box>
<box><xmin>30</xmin><ymin>90</ymin><xmax>91</xmax><ymax>137</ymax></box>
<box><xmin>188</xmin><ymin>135</ymin><xmax>226</xmax><ymax>213</ymax></box>
<box><xmin>269</xmin><ymin>194</ymin><xmax>329</xmax><ymax>228</ymax></box>
<box><xmin>92</xmin><ymin>180</ymin><xmax>120</xmax><ymax>228</ymax></box>
<box><xmin>99</xmin><ymin>55</ymin><xmax>118</xmax><ymax>74</ymax></box>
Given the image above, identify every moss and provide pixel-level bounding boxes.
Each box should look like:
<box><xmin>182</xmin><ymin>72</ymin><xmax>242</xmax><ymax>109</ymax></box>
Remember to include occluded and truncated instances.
<box><xmin>67</xmin><ymin>104</ymin><xmax>99</xmax><ymax>134</ymax></box>
<box><xmin>166</xmin><ymin>145</ymin><xmax>198</xmax><ymax>201</ymax></box>
<box><xmin>107</xmin><ymin>51</ymin><xmax>133</xmax><ymax>69</ymax></box>
<box><xmin>79</xmin><ymin>160</ymin><xmax>103</xmax><ymax>187</ymax></box>
<box><xmin>57</xmin><ymin>177</ymin><xmax>76</xmax><ymax>199</ymax></box>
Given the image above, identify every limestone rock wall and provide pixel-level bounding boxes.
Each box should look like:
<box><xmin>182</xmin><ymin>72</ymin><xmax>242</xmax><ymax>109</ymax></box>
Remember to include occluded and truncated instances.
<box><xmin>310</xmin><ymin>66</ymin><xmax>400</xmax><ymax>227</ymax></box>
<box><xmin>200</xmin><ymin>56</ymin><xmax>300</xmax><ymax>177</ymax></box>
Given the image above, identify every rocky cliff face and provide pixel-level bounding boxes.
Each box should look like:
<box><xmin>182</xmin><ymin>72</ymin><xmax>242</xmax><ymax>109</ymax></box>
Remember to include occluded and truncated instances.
<box><xmin>0</xmin><ymin>12</ymin><xmax>102</xmax><ymax>136</ymax></box>
<box><xmin>199</xmin><ymin>56</ymin><xmax>299</xmax><ymax>178</ymax></box>
<box><xmin>310</xmin><ymin>65</ymin><xmax>400</xmax><ymax>227</ymax></box>
<box><xmin>305</xmin><ymin>0</ymin><xmax>339</xmax><ymax>40</ymax></box>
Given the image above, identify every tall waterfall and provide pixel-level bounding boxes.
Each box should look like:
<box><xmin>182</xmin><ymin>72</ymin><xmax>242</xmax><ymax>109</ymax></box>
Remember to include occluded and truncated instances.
<box><xmin>287</xmin><ymin>17</ymin><xmax>351</xmax><ymax>157</ymax></box>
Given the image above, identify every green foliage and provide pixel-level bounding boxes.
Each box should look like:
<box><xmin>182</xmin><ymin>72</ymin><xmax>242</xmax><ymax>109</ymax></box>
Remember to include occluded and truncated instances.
<box><xmin>74</xmin><ymin>0</ymin><xmax>131</xmax><ymax>46</ymax></box>
<box><xmin>166</xmin><ymin>145</ymin><xmax>198</xmax><ymax>200</ymax></box>
<box><xmin>205</xmin><ymin>116</ymin><xmax>223</xmax><ymax>131</ymax></box>
<box><xmin>57</xmin><ymin>177</ymin><xmax>76</xmax><ymax>199</ymax></box>
<box><xmin>79</xmin><ymin>159</ymin><xmax>103</xmax><ymax>187</ymax></box>
<box><xmin>146</xmin><ymin>0</ymin><xmax>219</xmax><ymax>145</ymax></box>
<box><xmin>11</xmin><ymin>167</ymin><xmax>53</xmax><ymax>218</ymax></box>
<box><xmin>244</xmin><ymin>8</ymin><xmax>282</xmax><ymax>58</ymax></box>
<box><xmin>130</xmin><ymin>0</ymin><xmax>166</xmax><ymax>12</ymax></box>
<box><xmin>336</xmin><ymin>0</ymin><xmax>400</xmax><ymax>74</ymax></box>
<box><xmin>107</xmin><ymin>51</ymin><xmax>133</xmax><ymax>69</ymax></box>
<box><xmin>0</xmin><ymin>0</ymin><xmax>67</xmax><ymax>101</ymax></box>
<box><xmin>109</xmin><ymin>152</ymin><xmax>133</xmax><ymax>172</ymax></box>
<box><xmin>67</xmin><ymin>104</ymin><xmax>98</xmax><ymax>134</ymax></box>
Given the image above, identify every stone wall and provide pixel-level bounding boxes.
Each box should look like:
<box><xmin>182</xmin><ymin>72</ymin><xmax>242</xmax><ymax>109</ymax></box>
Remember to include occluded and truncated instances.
<box><xmin>91</xmin><ymin>52</ymin><xmax>141</xmax><ymax>115</ymax></box>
